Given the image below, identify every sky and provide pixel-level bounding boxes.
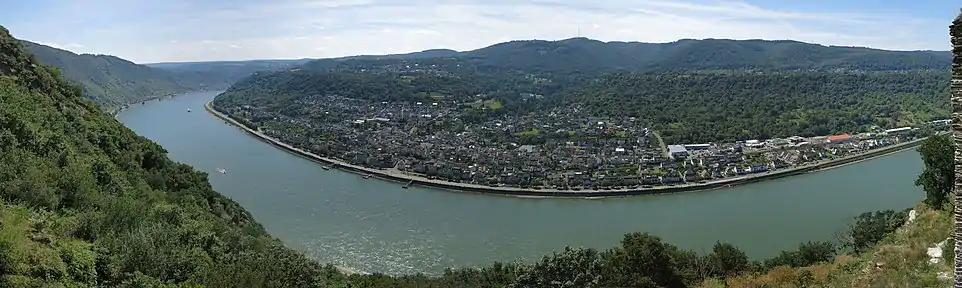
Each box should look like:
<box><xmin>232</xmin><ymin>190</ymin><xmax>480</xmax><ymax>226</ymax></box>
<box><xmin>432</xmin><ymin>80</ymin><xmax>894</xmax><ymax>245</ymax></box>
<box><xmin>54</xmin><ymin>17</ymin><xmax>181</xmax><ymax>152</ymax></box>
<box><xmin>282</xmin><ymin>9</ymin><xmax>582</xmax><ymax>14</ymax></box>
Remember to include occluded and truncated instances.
<box><xmin>2</xmin><ymin>0</ymin><xmax>959</xmax><ymax>63</ymax></box>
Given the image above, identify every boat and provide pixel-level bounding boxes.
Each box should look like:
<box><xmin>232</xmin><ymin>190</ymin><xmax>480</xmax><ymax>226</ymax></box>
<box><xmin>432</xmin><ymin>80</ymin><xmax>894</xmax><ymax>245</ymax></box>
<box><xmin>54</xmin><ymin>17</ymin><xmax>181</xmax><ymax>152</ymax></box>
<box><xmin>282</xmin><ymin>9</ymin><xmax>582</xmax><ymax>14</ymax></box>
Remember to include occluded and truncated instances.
<box><xmin>363</xmin><ymin>174</ymin><xmax>371</xmax><ymax>179</ymax></box>
<box><xmin>216</xmin><ymin>168</ymin><xmax>227</xmax><ymax>174</ymax></box>
<box><xmin>187</xmin><ymin>108</ymin><xmax>192</xmax><ymax>113</ymax></box>
<box><xmin>321</xmin><ymin>165</ymin><xmax>331</xmax><ymax>170</ymax></box>
<box><xmin>402</xmin><ymin>180</ymin><xmax>414</xmax><ymax>189</ymax></box>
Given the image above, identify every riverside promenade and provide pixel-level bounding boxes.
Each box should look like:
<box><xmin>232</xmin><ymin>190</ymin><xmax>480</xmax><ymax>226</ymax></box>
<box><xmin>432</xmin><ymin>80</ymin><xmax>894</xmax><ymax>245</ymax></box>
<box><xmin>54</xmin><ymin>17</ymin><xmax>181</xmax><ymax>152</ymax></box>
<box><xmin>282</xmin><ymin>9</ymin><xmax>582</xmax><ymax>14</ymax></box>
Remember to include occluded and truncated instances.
<box><xmin>206</xmin><ymin>100</ymin><xmax>936</xmax><ymax>198</ymax></box>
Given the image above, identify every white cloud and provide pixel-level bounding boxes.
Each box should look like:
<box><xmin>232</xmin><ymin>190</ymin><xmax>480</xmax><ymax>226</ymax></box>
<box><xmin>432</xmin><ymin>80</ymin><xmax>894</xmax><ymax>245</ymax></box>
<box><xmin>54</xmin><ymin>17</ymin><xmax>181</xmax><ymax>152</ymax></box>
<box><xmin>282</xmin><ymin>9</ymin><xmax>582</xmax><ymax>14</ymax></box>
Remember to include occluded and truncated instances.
<box><xmin>5</xmin><ymin>0</ymin><xmax>952</xmax><ymax>63</ymax></box>
<box><xmin>30</xmin><ymin>41</ymin><xmax>87</xmax><ymax>53</ymax></box>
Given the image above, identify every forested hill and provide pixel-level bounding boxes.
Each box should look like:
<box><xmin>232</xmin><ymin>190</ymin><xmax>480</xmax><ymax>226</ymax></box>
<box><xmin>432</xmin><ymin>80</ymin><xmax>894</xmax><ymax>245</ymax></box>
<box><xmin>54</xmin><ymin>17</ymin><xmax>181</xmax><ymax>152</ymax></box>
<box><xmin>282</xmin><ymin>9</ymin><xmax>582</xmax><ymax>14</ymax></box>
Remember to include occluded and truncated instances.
<box><xmin>561</xmin><ymin>71</ymin><xmax>950</xmax><ymax>143</ymax></box>
<box><xmin>0</xmin><ymin>26</ymin><xmax>336</xmax><ymax>286</ymax></box>
<box><xmin>20</xmin><ymin>41</ymin><xmax>233</xmax><ymax>110</ymax></box>
<box><xmin>263</xmin><ymin>37</ymin><xmax>952</xmax><ymax>143</ymax></box>
<box><xmin>146</xmin><ymin>59</ymin><xmax>312</xmax><ymax>88</ymax></box>
<box><xmin>303</xmin><ymin>37</ymin><xmax>951</xmax><ymax>74</ymax></box>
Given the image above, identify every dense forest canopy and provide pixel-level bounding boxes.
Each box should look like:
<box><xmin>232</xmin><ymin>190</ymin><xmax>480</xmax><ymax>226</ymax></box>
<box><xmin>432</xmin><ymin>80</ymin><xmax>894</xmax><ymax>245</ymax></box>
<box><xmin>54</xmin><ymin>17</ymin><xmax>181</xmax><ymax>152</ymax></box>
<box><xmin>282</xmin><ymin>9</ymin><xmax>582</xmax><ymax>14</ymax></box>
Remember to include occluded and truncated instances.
<box><xmin>561</xmin><ymin>71</ymin><xmax>950</xmax><ymax>143</ymax></box>
<box><xmin>303</xmin><ymin>37</ymin><xmax>952</xmax><ymax>74</ymax></box>
<box><xmin>0</xmin><ymin>26</ymin><xmax>339</xmax><ymax>287</ymax></box>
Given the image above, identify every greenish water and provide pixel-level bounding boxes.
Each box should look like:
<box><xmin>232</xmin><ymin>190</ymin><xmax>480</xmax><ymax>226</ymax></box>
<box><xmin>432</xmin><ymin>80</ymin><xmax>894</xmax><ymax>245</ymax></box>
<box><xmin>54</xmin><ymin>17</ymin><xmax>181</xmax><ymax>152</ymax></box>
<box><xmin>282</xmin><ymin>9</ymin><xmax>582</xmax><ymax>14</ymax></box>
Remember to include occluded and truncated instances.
<box><xmin>118</xmin><ymin>91</ymin><xmax>925</xmax><ymax>275</ymax></box>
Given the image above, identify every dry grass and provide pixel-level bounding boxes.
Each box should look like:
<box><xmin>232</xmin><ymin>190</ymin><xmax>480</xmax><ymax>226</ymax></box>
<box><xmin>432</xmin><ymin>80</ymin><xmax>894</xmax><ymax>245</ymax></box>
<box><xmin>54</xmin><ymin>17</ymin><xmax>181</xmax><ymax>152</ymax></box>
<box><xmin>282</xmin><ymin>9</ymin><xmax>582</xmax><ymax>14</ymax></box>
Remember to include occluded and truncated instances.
<box><xmin>698</xmin><ymin>203</ymin><xmax>952</xmax><ymax>288</ymax></box>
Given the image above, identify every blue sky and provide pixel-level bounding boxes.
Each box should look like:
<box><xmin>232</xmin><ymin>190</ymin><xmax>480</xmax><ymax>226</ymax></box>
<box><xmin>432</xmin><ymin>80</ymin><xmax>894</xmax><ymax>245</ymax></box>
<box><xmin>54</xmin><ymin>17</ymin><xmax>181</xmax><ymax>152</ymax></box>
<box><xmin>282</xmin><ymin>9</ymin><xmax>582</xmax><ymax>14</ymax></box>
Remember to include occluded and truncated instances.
<box><xmin>3</xmin><ymin>0</ymin><xmax>958</xmax><ymax>63</ymax></box>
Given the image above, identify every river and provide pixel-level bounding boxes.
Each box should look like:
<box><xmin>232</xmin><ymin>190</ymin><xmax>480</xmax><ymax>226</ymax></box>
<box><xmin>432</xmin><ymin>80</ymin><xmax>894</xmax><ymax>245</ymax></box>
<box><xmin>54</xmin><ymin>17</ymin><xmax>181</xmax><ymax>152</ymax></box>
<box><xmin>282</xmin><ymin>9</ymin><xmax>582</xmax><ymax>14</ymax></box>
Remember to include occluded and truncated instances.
<box><xmin>118</xmin><ymin>91</ymin><xmax>925</xmax><ymax>275</ymax></box>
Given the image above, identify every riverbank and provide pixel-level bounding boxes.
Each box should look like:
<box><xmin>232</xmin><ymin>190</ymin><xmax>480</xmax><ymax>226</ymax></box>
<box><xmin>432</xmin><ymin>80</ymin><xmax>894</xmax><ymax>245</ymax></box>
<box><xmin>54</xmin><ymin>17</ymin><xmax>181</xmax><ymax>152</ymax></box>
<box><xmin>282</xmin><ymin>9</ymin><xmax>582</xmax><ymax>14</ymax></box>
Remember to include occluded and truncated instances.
<box><xmin>206</xmin><ymin>100</ymin><xmax>932</xmax><ymax>198</ymax></box>
<box><xmin>111</xmin><ymin>90</ymin><xmax>222</xmax><ymax>118</ymax></box>
<box><xmin>111</xmin><ymin>95</ymin><xmax>171</xmax><ymax>118</ymax></box>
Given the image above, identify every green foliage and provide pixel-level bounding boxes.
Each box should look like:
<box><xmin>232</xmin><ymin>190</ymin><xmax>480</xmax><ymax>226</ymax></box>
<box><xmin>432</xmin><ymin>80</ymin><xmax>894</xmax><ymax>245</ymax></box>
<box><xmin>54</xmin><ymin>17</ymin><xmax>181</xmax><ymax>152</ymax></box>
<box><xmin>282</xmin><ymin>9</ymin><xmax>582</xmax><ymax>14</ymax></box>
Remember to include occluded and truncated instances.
<box><xmin>762</xmin><ymin>241</ymin><xmax>837</xmax><ymax>269</ymax></box>
<box><xmin>602</xmin><ymin>232</ymin><xmax>688</xmax><ymax>287</ymax></box>
<box><xmin>943</xmin><ymin>236</ymin><xmax>955</xmax><ymax>267</ymax></box>
<box><xmin>304</xmin><ymin>38</ymin><xmax>950</xmax><ymax>74</ymax></box>
<box><xmin>843</xmin><ymin>210</ymin><xmax>910</xmax><ymax>253</ymax></box>
<box><xmin>0</xmin><ymin>25</ymin><xmax>322</xmax><ymax>287</ymax></box>
<box><xmin>706</xmin><ymin>242</ymin><xmax>749</xmax><ymax>277</ymax></box>
<box><xmin>562</xmin><ymin>72</ymin><xmax>949</xmax><ymax>143</ymax></box>
<box><xmin>515</xmin><ymin>247</ymin><xmax>604</xmax><ymax>287</ymax></box>
<box><xmin>21</xmin><ymin>41</ymin><xmax>231</xmax><ymax>111</ymax></box>
<box><xmin>219</xmin><ymin>43</ymin><xmax>950</xmax><ymax>144</ymax></box>
<box><xmin>915</xmin><ymin>133</ymin><xmax>954</xmax><ymax>208</ymax></box>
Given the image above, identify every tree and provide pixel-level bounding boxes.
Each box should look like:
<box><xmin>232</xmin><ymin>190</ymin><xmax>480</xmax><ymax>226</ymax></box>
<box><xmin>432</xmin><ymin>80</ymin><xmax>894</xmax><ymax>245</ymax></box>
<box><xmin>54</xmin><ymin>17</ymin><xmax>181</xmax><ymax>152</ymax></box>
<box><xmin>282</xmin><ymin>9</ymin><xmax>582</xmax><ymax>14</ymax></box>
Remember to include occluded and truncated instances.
<box><xmin>842</xmin><ymin>210</ymin><xmax>908</xmax><ymax>253</ymax></box>
<box><xmin>602</xmin><ymin>233</ymin><xmax>686</xmax><ymax>288</ymax></box>
<box><xmin>515</xmin><ymin>246</ymin><xmax>604</xmax><ymax>288</ymax></box>
<box><xmin>762</xmin><ymin>241</ymin><xmax>836</xmax><ymax>269</ymax></box>
<box><xmin>916</xmin><ymin>134</ymin><xmax>954</xmax><ymax>208</ymax></box>
<box><xmin>706</xmin><ymin>242</ymin><xmax>749</xmax><ymax>278</ymax></box>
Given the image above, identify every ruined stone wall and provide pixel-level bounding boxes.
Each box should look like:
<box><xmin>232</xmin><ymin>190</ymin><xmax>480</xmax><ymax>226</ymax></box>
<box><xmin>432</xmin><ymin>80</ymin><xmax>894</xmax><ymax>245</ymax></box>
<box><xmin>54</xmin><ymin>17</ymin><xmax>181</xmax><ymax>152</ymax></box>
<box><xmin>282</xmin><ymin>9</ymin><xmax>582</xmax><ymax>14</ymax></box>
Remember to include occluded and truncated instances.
<box><xmin>950</xmin><ymin>11</ymin><xmax>962</xmax><ymax>287</ymax></box>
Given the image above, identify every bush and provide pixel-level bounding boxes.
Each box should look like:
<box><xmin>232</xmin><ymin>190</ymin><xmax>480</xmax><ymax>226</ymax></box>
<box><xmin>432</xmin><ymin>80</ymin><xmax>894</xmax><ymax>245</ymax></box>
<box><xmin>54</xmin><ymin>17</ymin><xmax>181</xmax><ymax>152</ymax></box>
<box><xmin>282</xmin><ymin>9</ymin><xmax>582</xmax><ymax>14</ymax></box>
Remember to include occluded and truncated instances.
<box><xmin>763</xmin><ymin>241</ymin><xmax>836</xmax><ymax>269</ymax></box>
<box><xmin>706</xmin><ymin>242</ymin><xmax>749</xmax><ymax>277</ymax></box>
<box><xmin>943</xmin><ymin>237</ymin><xmax>955</xmax><ymax>267</ymax></box>
<box><xmin>844</xmin><ymin>210</ymin><xmax>908</xmax><ymax>253</ymax></box>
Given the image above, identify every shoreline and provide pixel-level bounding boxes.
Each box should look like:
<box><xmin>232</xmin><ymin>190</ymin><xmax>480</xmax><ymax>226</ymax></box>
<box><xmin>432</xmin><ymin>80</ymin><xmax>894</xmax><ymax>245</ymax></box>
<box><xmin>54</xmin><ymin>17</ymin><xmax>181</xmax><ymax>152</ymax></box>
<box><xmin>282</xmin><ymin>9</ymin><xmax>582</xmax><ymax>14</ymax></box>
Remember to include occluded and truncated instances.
<box><xmin>119</xmin><ymin>93</ymin><xmax>368</xmax><ymax>276</ymax></box>
<box><xmin>205</xmin><ymin>100</ymin><xmax>933</xmax><ymax>198</ymax></box>
<box><xmin>111</xmin><ymin>89</ymin><xmax>223</xmax><ymax>118</ymax></box>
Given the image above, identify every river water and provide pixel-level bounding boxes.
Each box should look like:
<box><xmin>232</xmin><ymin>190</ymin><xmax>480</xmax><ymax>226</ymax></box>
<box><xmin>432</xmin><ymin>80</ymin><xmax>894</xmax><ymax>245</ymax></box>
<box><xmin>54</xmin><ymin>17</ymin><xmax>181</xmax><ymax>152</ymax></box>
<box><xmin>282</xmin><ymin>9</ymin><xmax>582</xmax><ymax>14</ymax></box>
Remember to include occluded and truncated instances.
<box><xmin>118</xmin><ymin>91</ymin><xmax>925</xmax><ymax>275</ymax></box>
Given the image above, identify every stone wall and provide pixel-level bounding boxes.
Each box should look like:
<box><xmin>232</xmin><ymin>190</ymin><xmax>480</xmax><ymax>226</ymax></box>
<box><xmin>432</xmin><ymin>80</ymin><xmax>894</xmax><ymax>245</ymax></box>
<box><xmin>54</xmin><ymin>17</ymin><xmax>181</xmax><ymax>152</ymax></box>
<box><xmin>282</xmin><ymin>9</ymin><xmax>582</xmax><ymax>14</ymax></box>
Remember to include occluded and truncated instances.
<box><xmin>950</xmin><ymin>10</ymin><xmax>962</xmax><ymax>287</ymax></box>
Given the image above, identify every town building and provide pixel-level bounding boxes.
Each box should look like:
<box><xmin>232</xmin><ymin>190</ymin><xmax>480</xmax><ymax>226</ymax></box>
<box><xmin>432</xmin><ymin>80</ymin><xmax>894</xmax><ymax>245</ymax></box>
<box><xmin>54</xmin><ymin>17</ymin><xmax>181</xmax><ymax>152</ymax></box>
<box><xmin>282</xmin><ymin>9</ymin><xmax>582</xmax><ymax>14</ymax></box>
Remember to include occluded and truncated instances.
<box><xmin>884</xmin><ymin>127</ymin><xmax>913</xmax><ymax>134</ymax></box>
<box><xmin>667</xmin><ymin>145</ymin><xmax>689</xmax><ymax>159</ymax></box>
<box><xmin>683</xmin><ymin>144</ymin><xmax>711</xmax><ymax>150</ymax></box>
<box><xmin>826</xmin><ymin>134</ymin><xmax>854</xmax><ymax>143</ymax></box>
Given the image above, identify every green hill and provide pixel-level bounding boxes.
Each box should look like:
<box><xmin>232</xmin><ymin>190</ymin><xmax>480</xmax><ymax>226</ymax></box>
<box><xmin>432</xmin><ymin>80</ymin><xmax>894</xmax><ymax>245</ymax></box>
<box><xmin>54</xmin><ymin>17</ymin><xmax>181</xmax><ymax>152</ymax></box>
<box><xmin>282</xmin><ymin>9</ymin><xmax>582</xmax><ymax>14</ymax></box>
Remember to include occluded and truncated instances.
<box><xmin>560</xmin><ymin>71</ymin><xmax>949</xmax><ymax>143</ymax></box>
<box><xmin>302</xmin><ymin>37</ymin><xmax>951</xmax><ymax>74</ymax></box>
<box><xmin>145</xmin><ymin>59</ymin><xmax>312</xmax><ymax>89</ymax></box>
<box><xmin>215</xmin><ymin>69</ymin><xmax>949</xmax><ymax>145</ymax></box>
<box><xmin>0</xmin><ymin>26</ymin><xmax>334</xmax><ymax>287</ymax></box>
<box><xmin>21</xmin><ymin>41</ymin><xmax>230</xmax><ymax>111</ymax></box>
<box><xmin>218</xmin><ymin>37</ymin><xmax>951</xmax><ymax>146</ymax></box>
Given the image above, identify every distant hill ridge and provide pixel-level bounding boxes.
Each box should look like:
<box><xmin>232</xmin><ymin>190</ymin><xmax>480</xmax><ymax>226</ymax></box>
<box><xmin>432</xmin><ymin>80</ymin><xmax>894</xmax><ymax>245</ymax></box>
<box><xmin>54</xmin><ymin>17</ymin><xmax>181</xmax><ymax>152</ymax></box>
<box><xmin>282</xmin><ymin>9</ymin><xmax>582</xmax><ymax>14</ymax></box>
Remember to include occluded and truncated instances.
<box><xmin>302</xmin><ymin>37</ymin><xmax>951</xmax><ymax>73</ymax></box>
<box><xmin>28</xmin><ymin>35</ymin><xmax>951</xmax><ymax>111</ymax></box>
<box><xmin>20</xmin><ymin>41</ymin><xmax>229</xmax><ymax>110</ymax></box>
<box><xmin>145</xmin><ymin>59</ymin><xmax>312</xmax><ymax>86</ymax></box>
<box><xmin>217</xmin><ymin>37</ymin><xmax>951</xmax><ymax>144</ymax></box>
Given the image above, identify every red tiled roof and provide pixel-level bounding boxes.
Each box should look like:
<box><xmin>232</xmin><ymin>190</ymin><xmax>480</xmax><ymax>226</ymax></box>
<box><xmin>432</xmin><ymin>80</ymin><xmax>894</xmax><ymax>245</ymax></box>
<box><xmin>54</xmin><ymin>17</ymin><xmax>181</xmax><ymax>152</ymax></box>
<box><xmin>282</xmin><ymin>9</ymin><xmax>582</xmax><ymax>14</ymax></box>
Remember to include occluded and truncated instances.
<box><xmin>826</xmin><ymin>134</ymin><xmax>853</xmax><ymax>141</ymax></box>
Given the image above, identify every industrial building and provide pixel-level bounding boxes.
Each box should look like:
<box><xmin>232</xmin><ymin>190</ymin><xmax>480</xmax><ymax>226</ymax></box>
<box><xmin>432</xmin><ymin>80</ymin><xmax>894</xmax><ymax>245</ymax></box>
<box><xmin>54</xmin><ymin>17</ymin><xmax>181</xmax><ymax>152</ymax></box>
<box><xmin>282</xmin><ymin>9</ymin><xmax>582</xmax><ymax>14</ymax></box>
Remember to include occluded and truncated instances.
<box><xmin>826</xmin><ymin>134</ymin><xmax>854</xmax><ymax>143</ymax></box>
<box><xmin>667</xmin><ymin>145</ymin><xmax>689</xmax><ymax>159</ymax></box>
<box><xmin>744</xmin><ymin>140</ymin><xmax>764</xmax><ymax>147</ymax></box>
<box><xmin>683</xmin><ymin>144</ymin><xmax>711</xmax><ymax>150</ymax></box>
<box><xmin>884</xmin><ymin>127</ymin><xmax>912</xmax><ymax>134</ymax></box>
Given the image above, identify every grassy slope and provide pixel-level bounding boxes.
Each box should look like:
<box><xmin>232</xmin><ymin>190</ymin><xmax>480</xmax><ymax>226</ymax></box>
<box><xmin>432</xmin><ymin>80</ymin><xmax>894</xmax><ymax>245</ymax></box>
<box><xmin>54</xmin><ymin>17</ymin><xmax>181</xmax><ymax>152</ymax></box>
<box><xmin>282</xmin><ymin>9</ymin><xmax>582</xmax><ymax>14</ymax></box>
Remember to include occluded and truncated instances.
<box><xmin>699</xmin><ymin>203</ymin><xmax>952</xmax><ymax>288</ymax></box>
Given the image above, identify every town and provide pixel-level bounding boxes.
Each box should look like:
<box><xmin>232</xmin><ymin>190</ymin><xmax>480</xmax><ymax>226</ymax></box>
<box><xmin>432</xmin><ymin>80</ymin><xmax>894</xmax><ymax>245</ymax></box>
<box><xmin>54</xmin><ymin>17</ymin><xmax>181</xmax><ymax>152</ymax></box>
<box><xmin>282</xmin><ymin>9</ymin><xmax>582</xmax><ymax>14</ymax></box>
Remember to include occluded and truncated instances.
<box><xmin>216</xmin><ymin>95</ymin><xmax>949</xmax><ymax>191</ymax></box>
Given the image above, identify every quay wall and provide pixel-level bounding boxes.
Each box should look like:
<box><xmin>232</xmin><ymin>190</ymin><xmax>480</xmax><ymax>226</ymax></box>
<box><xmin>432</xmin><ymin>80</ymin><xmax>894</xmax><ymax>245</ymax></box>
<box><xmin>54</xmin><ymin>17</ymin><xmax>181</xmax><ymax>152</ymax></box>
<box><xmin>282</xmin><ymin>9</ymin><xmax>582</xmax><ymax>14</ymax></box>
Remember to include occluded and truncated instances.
<box><xmin>206</xmin><ymin>100</ymin><xmax>933</xmax><ymax>198</ymax></box>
